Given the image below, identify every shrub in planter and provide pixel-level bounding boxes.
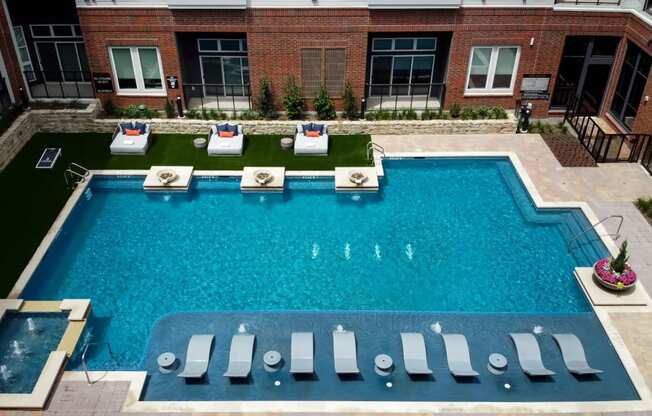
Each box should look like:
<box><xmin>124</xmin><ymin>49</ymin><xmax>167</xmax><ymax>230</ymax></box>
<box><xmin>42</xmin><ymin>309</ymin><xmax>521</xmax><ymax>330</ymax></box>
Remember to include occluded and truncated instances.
<box><xmin>343</xmin><ymin>81</ymin><xmax>358</xmax><ymax>120</ymax></box>
<box><xmin>399</xmin><ymin>109</ymin><xmax>418</xmax><ymax>120</ymax></box>
<box><xmin>257</xmin><ymin>78</ymin><xmax>277</xmax><ymax>119</ymax></box>
<box><xmin>490</xmin><ymin>106</ymin><xmax>508</xmax><ymax>120</ymax></box>
<box><xmin>460</xmin><ymin>107</ymin><xmax>477</xmax><ymax>120</ymax></box>
<box><xmin>593</xmin><ymin>241</ymin><xmax>637</xmax><ymax>290</ymax></box>
<box><xmin>185</xmin><ymin>109</ymin><xmax>199</xmax><ymax>119</ymax></box>
<box><xmin>164</xmin><ymin>99</ymin><xmax>175</xmax><ymax>118</ymax></box>
<box><xmin>103</xmin><ymin>98</ymin><xmax>116</xmax><ymax>116</ymax></box>
<box><xmin>449</xmin><ymin>103</ymin><xmax>461</xmax><ymax>119</ymax></box>
<box><xmin>283</xmin><ymin>76</ymin><xmax>304</xmax><ymax>120</ymax></box>
<box><xmin>118</xmin><ymin>104</ymin><xmax>159</xmax><ymax>119</ymax></box>
<box><xmin>477</xmin><ymin>106</ymin><xmax>490</xmax><ymax>119</ymax></box>
<box><xmin>313</xmin><ymin>85</ymin><xmax>336</xmax><ymax>120</ymax></box>
<box><xmin>238</xmin><ymin>110</ymin><xmax>263</xmax><ymax>120</ymax></box>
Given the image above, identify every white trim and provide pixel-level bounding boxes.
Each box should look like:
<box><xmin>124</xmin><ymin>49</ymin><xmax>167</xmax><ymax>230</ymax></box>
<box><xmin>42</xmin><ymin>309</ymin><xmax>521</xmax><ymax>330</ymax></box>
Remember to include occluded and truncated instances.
<box><xmin>109</xmin><ymin>46</ymin><xmax>166</xmax><ymax>95</ymax></box>
<box><xmin>465</xmin><ymin>45</ymin><xmax>520</xmax><ymax>95</ymax></box>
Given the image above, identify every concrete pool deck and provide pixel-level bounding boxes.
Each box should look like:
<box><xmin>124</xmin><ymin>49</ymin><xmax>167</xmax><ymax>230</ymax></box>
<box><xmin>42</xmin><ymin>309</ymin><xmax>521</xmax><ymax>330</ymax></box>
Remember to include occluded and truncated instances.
<box><xmin>4</xmin><ymin>133</ymin><xmax>652</xmax><ymax>415</ymax></box>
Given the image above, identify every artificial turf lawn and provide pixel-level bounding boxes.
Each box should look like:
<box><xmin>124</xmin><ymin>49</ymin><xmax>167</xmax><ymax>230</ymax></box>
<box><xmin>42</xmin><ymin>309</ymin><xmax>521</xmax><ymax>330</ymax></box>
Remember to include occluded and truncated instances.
<box><xmin>0</xmin><ymin>132</ymin><xmax>372</xmax><ymax>297</ymax></box>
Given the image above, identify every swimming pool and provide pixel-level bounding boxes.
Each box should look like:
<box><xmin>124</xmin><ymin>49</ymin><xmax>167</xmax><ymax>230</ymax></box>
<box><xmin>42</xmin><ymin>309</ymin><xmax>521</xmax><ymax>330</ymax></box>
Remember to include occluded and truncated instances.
<box><xmin>21</xmin><ymin>158</ymin><xmax>609</xmax><ymax>369</ymax></box>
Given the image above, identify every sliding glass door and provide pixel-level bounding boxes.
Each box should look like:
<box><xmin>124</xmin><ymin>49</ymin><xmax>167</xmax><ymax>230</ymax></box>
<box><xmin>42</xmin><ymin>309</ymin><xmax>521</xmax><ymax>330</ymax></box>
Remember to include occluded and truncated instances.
<box><xmin>369</xmin><ymin>55</ymin><xmax>435</xmax><ymax>96</ymax></box>
<box><xmin>200</xmin><ymin>56</ymin><xmax>249</xmax><ymax>97</ymax></box>
<box><xmin>36</xmin><ymin>41</ymin><xmax>89</xmax><ymax>82</ymax></box>
<box><xmin>610</xmin><ymin>41</ymin><xmax>651</xmax><ymax>131</ymax></box>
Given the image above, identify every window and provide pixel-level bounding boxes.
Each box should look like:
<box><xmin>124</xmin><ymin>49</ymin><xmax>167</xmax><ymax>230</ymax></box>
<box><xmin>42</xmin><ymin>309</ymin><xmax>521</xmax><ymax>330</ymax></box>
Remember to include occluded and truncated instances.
<box><xmin>12</xmin><ymin>26</ymin><xmax>36</xmax><ymax>81</ymax></box>
<box><xmin>52</xmin><ymin>25</ymin><xmax>73</xmax><ymax>37</ymax></box>
<box><xmin>610</xmin><ymin>41</ymin><xmax>651</xmax><ymax>131</ymax></box>
<box><xmin>110</xmin><ymin>47</ymin><xmax>165</xmax><ymax>94</ymax></box>
<box><xmin>466</xmin><ymin>46</ymin><xmax>520</xmax><ymax>94</ymax></box>
<box><xmin>31</xmin><ymin>25</ymin><xmax>52</xmax><ymax>37</ymax></box>
<box><xmin>197</xmin><ymin>38</ymin><xmax>247</xmax><ymax>53</ymax></box>
<box><xmin>369</xmin><ymin>55</ymin><xmax>435</xmax><ymax>96</ymax></box>
<box><xmin>30</xmin><ymin>24</ymin><xmax>81</xmax><ymax>38</ymax></box>
<box><xmin>371</xmin><ymin>37</ymin><xmax>436</xmax><ymax>52</ymax></box>
<box><xmin>300</xmin><ymin>48</ymin><xmax>346</xmax><ymax>97</ymax></box>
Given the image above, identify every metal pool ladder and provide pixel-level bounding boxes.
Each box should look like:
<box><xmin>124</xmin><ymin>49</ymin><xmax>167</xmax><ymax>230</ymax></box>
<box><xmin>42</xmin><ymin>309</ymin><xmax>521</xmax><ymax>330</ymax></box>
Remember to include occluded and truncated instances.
<box><xmin>81</xmin><ymin>341</ymin><xmax>116</xmax><ymax>384</ymax></box>
<box><xmin>64</xmin><ymin>163</ymin><xmax>89</xmax><ymax>188</ymax></box>
<box><xmin>367</xmin><ymin>141</ymin><xmax>385</xmax><ymax>161</ymax></box>
<box><xmin>567</xmin><ymin>215</ymin><xmax>624</xmax><ymax>251</ymax></box>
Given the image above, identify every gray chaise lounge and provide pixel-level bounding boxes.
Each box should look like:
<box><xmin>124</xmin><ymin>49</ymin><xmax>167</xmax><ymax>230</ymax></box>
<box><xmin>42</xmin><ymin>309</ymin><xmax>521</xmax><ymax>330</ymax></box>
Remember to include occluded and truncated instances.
<box><xmin>110</xmin><ymin>121</ymin><xmax>151</xmax><ymax>155</ymax></box>
<box><xmin>552</xmin><ymin>333</ymin><xmax>603</xmax><ymax>375</ymax></box>
<box><xmin>223</xmin><ymin>333</ymin><xmax>256</xmax><ymax>378</ymax></box>
<box><xmin>510</xmin><ymin>333</ymin><xmax>555</xmax><ymax>376</ymax></box>
<box><xmin>400</xmin><ymin>333</ymin><xmax>433</xmax><ymax>375</ymax></box>
<box><xmin>290</xmin><ymin>332</ymin><xmax>314</xmax><ymax>374</ymax></box>
<box><xmin>178</xmin><ymin>334</ymin><xmax>214</xmax><ymax>379</ymax></box>
<box><xmin>442</xmin><ymin>334</ymin><xmax>479</xmax><ymax>377</ymax></box>
<box><xmin>333</xmin><ymin>329</ymin><xmax>359</xmax><ymax>374</ymax></box>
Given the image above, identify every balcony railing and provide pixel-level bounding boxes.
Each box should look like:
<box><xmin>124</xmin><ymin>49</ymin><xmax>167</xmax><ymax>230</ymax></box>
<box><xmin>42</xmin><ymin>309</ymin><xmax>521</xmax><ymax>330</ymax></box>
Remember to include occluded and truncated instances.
<box><xmin>364</xmin><ymin>82</ymin><xmax>446</xmax><ymax>113</ymax></box>
<box><xmin>182</xmin><ymin>83</ymin><xmax>252</xmax><ymax>114</ymax></box>
<box><xmin>25</xmin><ymin>70</ymin><xmax>95</xmax><ymax>99</ymax></box>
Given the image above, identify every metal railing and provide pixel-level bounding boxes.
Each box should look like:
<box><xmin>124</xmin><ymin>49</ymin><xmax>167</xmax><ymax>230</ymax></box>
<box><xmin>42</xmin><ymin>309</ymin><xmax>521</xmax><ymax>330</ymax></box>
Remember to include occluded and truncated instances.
<box><xmin>366</xmin><ymin>141</ymin><xmax>385</xmax><ymax>161</ymax></box>
<box><xmin>364</xmin><ymin>82</ymin><xmax>446</xmax><ymax>113</ymax></box>
<box><xmin>564</xmin><ymin>95</ymin><xmax>652</xmax><ymax>172</ymax></box>
<box><xmin>568</xmin><ymin>215</ymin><xmax>623</xmax><ymax>251</ymax></box>
<box><xmin>81</xmin><ymin>341</ymin><xmax>115</xmax><ymax>384</ymax></box>
<box><xmin>64</xmin><ymin>162</ymin><xmax>89</xmax><ymax>188</ymax></box>
<box><xmin>182</xmin><ymin>83</ymin><xmax>252</xmax><ymax>114</ymax></box>
<box><xmin>554</xmin><ymin>0</ymin><xmax>620</xmax><ymax>4</ymax></box>
<box><xmin>24</xmin><ymin>70</ymin><xmax>95</xmax><ymax>99</ymax></box>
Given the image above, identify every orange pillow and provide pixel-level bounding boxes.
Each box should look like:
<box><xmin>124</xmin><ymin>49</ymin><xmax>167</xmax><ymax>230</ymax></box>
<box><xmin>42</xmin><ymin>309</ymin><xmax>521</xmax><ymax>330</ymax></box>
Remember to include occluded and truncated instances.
<box><xmin>125</xmin><ymin>128</ymin><xmax>140</xmax><ymax>136</ymax></box>
<box><xmin>219</xmin><ymin>131</ymin><xmax>235</xmax><ymax>138</ymax></box>
<box><xmin>306</xmin><ymin>130</ymin><xmax>320</xmax><ymax>137</ymax></box>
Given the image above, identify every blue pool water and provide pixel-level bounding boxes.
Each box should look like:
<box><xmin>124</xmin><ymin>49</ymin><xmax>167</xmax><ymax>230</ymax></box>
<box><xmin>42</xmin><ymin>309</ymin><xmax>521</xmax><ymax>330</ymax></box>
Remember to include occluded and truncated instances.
<box><xmin>22</xmin><ymin>158</ymin><xmax>609</xmax><ymax>369</ymax></box>
<box><xmin>0</xmin><ymin>312</ymin><xmax>69</xmax><ymax>393</ymax></box>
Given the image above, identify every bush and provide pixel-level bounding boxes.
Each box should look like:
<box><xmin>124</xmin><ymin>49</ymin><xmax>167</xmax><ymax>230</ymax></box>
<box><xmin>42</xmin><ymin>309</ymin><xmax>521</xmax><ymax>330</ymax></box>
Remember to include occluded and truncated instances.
<box><xmin>477</xmin><ymin>106</ymin><xmax>490</xmax><ymax>120</ymax></box>
<box><xmin>256</xmin><ymin>78</ymin><xmax>277</xmax><ymax>119</ymax></box>
<box><xmin>449</xmin><ymin>103</ymin><xmax>461</xmax><ymax>118</ymax></box>
<box><xmin>399</xmin><ymin>109</ymin><xmax>418</xmax><ymax>120</ymax></box>
<box><xmin>185</xmin><ymin>109</ymin><xmax>200</xmax><ymax>119</ymax></box>
<box><xmin>282</xmin><ymin>76</ymin><xmax>304</xmax><ymax>120</ymax></box>
<box><xmin>490</xmin><ymin>106</ymin><xmax>507</xmax><ymax>120</ymax></box>
<box><xmin>343</xmin><ymin>81</ymin><xmax>358</xmax><ymax>120</ymax></box>
<box><xmin>313</xmin><ymin>85</ymin><xmax>336</xmax><ymax>120</ymax></box>
<box><xmin>635</xmin><ymin>197</ymin><xmax>652</xmax><ymax>222</ymax></box>
<box><xmin>118</xmin><ymin>104</ymin><xmax>159</xmax><ymax>119</ymax></box>
<box><xmin>460</xmin><ymin>107</ymin><xmax>477</xmax><ymax>120</ymax></box>
<box><xmin>164</xmin><ymin>99</ymin><xmax>175</xmax><ymax>118</ymax></box>
<box><xmin>610</xmin><ymin>241</ymin><xmax>630</xmax><ymax>274</ymax></box>
<box><xmin>103</xmin><ymin>98</ymin><xmax>116</xmax><ymax>116</ymax></box>
<box><xmin>237</xmin><ymin>110</ymin><xmax>263</xmax><ymax>120</ymax></box>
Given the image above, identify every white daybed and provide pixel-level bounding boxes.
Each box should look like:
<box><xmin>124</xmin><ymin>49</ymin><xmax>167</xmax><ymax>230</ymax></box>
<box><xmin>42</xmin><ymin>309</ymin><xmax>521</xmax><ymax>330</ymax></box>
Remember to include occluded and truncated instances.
<box><xmin>208</xmin><ymin>123</ymin><xmax>244</xmax><ymax>156</ymax></box>
<box><xmin>110</xmin><ymin>121</ymin><xmax>151</xmax><ymax>155</ymax></box>
<box><xmin>295</xmin><ymin>123</ymin><xmax>328</xmax><ymax>155</ymax></box>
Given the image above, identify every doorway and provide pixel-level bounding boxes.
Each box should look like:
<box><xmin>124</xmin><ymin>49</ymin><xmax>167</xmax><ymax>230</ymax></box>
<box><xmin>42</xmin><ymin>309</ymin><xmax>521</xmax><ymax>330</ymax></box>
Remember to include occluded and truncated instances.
<box><xmin>551</xmin><ymin>36</ymin><xmax>620</xmax><ymax>114</ymax></box>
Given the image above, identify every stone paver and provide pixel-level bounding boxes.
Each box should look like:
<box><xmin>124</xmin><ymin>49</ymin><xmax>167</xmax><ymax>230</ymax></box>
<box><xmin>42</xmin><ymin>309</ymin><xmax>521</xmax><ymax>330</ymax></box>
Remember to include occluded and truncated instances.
<box><xmin>542</xmin><ymin>134</ymin><xmax>597</xmax><ymax>167</ymax></box>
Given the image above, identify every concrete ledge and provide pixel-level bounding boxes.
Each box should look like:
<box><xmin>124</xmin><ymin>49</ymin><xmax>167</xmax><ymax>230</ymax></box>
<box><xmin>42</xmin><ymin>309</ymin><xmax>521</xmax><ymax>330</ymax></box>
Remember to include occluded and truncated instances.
<box><xmin>57</xmin><ymin>321</ymin><xmax>87</xmax><ymax>357</ymax></box>
<box><xmin>19</xmin><ymin>300</ymin><xmax>62</xmax><ymax>312</ymax></box>
<box><xmin>241</xmin><ymin>167</ymin><xmax>285</xmax><ymax>191</ymax></box>
<box><xmin>0</xmin><ymin>298</ymin><xmax>24</xmax><ymax>321</ymax></box>
<box><xmin>576</xmin><ymin>267</ymin><xmax>649</xmax><ymax>306</ymax></box>
<box><xmin>59</xmin><ymin>299</ymin><xmax>91</xmax><ymax>321</ymax></box>
<box><xmin>335</xmin><ymin>167</ymin><xmax>379</xmax><ymax>191</ymax></box>
<box><xmin>0</xmin><ymin>351</ymin><xmax>66</xmax><ymax>409</ymax></box>
<box><xmin>143</xmin><ymin>166</ymin><xmax>194</xmax><ymax>191</ymax></box>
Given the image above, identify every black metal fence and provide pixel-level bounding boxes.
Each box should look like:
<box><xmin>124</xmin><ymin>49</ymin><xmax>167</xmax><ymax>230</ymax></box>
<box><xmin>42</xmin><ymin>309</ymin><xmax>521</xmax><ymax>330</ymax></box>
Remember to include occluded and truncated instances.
<box><xmin>554</xmin><ymin>0</ymin><xmax>620</xmax><ymax>4</ymax></box>
<box><xmin>363</xmin><ymin>82</ymin><xmax>446</xmax><ymax>113</ymax></box>
<box><xmin>182</xmin><ymin>83</ymin><xmax>252</xmax><ymax>114</ymax></box>
<box><xmin>564</xmin><ymin>95</ymin><xmax>652</xmax><ymax>173</ymax></box>
<box><xmin>24</xmin><ymin>70</ymin><xmax>95</xmax><ymax>99</ymax></box>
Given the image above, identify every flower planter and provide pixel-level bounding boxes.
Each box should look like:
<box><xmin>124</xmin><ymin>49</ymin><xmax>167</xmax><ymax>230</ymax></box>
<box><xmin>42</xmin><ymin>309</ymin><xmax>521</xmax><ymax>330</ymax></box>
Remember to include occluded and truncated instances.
<box><xmin>592</xmin><ymin>257</ymin><xmax>637</xmax><ymax>291</ymax></box>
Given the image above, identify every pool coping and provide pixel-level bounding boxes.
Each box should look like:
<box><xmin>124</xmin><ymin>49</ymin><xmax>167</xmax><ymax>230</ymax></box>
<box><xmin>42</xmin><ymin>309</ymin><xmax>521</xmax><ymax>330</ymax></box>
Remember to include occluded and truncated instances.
<box><xmin>0</xmin><ymin>299</ymin><xmax>90</xmax><ymax>409</ymax></box>
<box><xmin>5</xmin><ymin>152</ymin><xmax>652</xmax><ymax>413</ymax></box>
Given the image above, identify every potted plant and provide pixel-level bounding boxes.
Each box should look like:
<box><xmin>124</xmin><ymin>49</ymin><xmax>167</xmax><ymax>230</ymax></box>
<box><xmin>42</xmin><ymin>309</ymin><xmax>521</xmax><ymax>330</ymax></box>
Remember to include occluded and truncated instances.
<box><xmin>593</xmin><ymin>241</ymin><xmax>637</xmax><ymax>291</ymax></box>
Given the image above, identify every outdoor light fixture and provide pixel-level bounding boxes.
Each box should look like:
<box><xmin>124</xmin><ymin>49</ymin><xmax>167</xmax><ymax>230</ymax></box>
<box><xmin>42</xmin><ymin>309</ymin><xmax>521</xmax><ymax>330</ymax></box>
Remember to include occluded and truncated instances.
<box><xmin>529</xmin><ymin>37</ymin><xmax>535</xmax><ymax>46</ymax></box>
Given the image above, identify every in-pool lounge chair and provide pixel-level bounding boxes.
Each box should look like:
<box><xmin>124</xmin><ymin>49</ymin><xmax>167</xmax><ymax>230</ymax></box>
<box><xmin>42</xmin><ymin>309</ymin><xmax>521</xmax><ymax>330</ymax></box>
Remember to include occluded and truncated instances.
<box><xmin>178</xmin><ymin>334</ymin><xmax>214</xmax><ymax>379</ymax></box>
<box><xmin>400</xmin><ymin>333</ymin><xmax>433</xmax><ymax>375</ymax></box>
<box><xmin>208</xmin><ymin>123</ymin><xmax>244</xmax><ymax>156</ymax></box>
<box><xmin>295</xmin><ymin>123</ymin><xmax>328</xmax><ymax>155</ymax></box>
<box><xmin>510</xmin><ymin>333</ymin><xmax>555</xmax><ymax>376</ymax></box>
<box><xmin>110</xmin><ymin>121</ymin><xmax>151</xmax><ymax>155</ymax></box>
<box><xmin>333</xmin><ymin>329</ymin><xmax>359</xmax><ymax>374</ymax></box>
<box><xmin>290</xmin><ymin>332</ymin><xmax>314</xmax><ymax>374</ymax></box>
<box><xmin>223</xmin><ymin>333</ymin><xmax>256</xmax><ymax>378</ymax></box>
<box><xmin>442</xmin><ymin>334</ymin><xmax>479</xmax><ymax>377</ymax></box>
<box><xmin>552</xmin><ymin>333</ymin><xmax>603</xmax><ymax>375</ymax></box>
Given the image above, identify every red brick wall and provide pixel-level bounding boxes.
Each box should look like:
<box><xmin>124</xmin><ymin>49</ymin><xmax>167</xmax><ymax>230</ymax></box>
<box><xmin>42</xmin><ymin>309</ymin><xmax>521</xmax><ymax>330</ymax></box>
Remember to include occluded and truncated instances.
<box><xmin>0</xmin><ymin>2</ymin><xmax>25</xmax><ymax>104</ymax></box>
<box><xmin>77</xmin><ymin>6</ymin><xmax>652</xmax><ymax>131</ymax></box>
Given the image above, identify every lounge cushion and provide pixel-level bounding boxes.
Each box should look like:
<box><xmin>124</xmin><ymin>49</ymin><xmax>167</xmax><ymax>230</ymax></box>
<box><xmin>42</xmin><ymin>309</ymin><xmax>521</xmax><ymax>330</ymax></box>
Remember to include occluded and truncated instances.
<box><xmin>134</xmin><ymin>121</ymin><xmax>147</xmax><ymax>135</ymax></box>
<box><xmin>119</xmin><ymin>122</ymin><xmax>134</xmax><ymax>134</ymax></box>
<box><xmin>302</xmin><ymin>123</ymin><xmax>324</xmax><ymax>135</ymax></box>
<box><xmin>217</xmin><ymin>123</ymin><xmax>238</xmax><ymax>134</ymax></box>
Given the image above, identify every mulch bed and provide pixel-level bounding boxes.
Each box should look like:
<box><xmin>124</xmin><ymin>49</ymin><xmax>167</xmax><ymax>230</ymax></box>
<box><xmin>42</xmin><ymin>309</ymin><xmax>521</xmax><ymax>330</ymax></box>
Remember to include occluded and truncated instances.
<box><xmin>541</xmin><ymin>133</ymin><xmax>597</xmax><ymax>167</ymax></box>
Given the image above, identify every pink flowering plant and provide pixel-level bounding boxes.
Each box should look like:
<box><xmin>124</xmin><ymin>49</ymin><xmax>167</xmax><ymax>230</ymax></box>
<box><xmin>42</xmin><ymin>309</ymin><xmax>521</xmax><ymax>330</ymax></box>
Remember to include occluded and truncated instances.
<box><xmin>594</xmin><ymin>241</ymin><xmax>637</xmax><ymax>290</ymax></box>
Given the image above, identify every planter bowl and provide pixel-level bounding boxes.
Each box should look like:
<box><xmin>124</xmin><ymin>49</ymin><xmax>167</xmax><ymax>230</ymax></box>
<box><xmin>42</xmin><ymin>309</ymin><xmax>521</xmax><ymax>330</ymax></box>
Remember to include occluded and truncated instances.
<box><xmin>592</xmin><ymin>258</ymin><xmax>637</xmax><ymax>291</ymax></box>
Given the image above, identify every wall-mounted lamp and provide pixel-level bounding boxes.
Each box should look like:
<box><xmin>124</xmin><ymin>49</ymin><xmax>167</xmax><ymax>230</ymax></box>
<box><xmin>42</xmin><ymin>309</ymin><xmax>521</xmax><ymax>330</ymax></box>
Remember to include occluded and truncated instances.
<box><xmin>529</xmin><ymin>37</ymin><xmax>535</xmax><ymax>47</ymax></box>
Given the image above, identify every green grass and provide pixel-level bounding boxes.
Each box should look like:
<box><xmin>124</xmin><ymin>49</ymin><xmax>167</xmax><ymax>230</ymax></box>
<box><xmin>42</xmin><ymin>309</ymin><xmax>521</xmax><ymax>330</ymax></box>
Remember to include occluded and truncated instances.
<box><xmin>635</xmin><ymin>197</ymin><xmax>652</xmax><ymax>224</ymax></box>
<box><xmin>0</xmin><ymin>132</ymin><xmax>371</xmax><ymax>296</ymax></box>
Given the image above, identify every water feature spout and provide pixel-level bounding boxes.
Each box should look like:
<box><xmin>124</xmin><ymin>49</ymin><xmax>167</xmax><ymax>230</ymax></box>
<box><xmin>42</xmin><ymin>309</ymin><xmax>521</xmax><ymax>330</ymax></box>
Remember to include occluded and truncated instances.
<box><xmin>431</xmin><ymin>322</ymin><xmax>442</xmax><ymax>334</ymax></box>
<box><xmin>335</xmin><ymin>324</ymin><xmax>344</xmax><ymax>332</ymax></box>
<box><xmin>26</xmin><ymin>317</ymin><xmax>39</xmax><ymax>333</ymax></box>
<box><xmin>533</xmin><ymin>325</ymin><xmax>544</xmax><ymax>334</ymax></box>
<box><xmin>11</xmin><ymin>340</ymin><xmax>27</xmax><ymax>358</ymax></box>
<box><xmin>238</xmin><ymin>323</ymin><xmax>247</xmax><ymax>334</ymax></box>
<box><xmin>0</xmin><ymin>365</ymin><xmax>12</xmax><ymax>383</ymax></box>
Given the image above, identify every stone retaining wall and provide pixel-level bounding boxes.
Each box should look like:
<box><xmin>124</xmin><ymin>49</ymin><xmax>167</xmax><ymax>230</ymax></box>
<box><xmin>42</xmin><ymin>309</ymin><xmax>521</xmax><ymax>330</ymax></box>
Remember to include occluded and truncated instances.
<box><xmin>1</xmin><ymin>99</ymin><xmax>517</xmax><ymax>171</ymax></box>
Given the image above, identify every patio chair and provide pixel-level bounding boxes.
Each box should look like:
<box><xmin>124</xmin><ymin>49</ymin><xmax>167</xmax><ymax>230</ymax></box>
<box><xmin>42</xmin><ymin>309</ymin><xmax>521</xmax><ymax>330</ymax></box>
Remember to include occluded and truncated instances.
<box><xmin>208</xmin><ymin>123</ymin><xmax>244</xmax><ymax>156</ymax></box>
<box><xmin>400</xmin><ymin>332</ymin><xmax>433</xmax><ymax>375</ymax></box>
<box><xmin>333</xmin><ymin>329</ymin><xmax>359</xmax><ymax>374</ymax></box>
<box><xmin>552</xmin><ymin>333</ymin><xmax>603</xmax><ymax>375</ymax></box>
<box><xmin>510</xmin><ymin>333</ymin><xmax>555</xmax><ymax>377</ymax></box>
<box><xmin>177</xmin><ymin>334</ymin><xmax>214</xmax><ymax>379</ymax></box>
<box><xmin>442</xmin><ymin>333</ymin><xmax>479</xmax><ymax>377</ymax></box>
<box><xmin>290</xmin><ymin>332</ymin><xmax>314</xmax><ymax>374</ymax></box>
<box><xmin>110</xmin><ymin>121</ymin><xmax>151</xmax><ymax>155</ymax></box>
<box><xmin>295</xmin><ymin>123</ymin><xmax>328</xmax><ymax>155</ymax></box>
<box><xmin>223</xmin><ymin>333</ymin><xmax>256</xmax><ymax>378</ymax></box>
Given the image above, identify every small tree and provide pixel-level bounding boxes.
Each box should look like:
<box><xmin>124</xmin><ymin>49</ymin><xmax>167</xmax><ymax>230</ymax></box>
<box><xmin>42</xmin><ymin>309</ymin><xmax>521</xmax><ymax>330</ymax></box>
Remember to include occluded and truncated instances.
<box><xmin>103</xmin><ymin>98</ymin><xmax>115</xmax><ymax>116</ymax></box>
<box><xmin>313</xmin><ymin>85</ymin><xmax>336</xmax><ymax>120</ymax></box>
<box><xmin>342</xmin><ymin>81</ymin><xmax>358</xmax><ymax>120</ymax></box>
<box><xmin>282</xmin><ymin>76</ymin><xmax>305</xmax><ymax>120</ymax></box>
<box><xmin>256</xmin><ymin>78</ymin><xmax>277</xmax><ymax>119</ymax></box>
<box><xmin>610</xmin><ymin>241</ymin><xmax>630</xmax><ymax>274</ymax></box>
<box><xmin>164</xmin><ymin>99</ymin><xmax>175</xmax><ymax>118</ymax></box>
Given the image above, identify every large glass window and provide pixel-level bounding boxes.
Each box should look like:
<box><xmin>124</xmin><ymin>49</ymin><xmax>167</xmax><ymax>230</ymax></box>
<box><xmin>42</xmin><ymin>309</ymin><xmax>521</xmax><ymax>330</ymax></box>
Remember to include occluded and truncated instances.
<box><xmin>610</xmin><ymin>41</ymin><xmax>651</xmax><ymax>131</ymax></box>
<box><xmin>466</xmin><ymin>46</ymin><xmax>520</xmax><ymax>94</ymax></box>
<box><xmin>370</xmin><ymin>54</ymin><xmax>435</xmax><ymax>96</ymax></box>
<box><xmin>12</xmin><ymin>26</ymin><xmax>35</xmax><ymax>81</ymax></box>
<box><xmin>110</xmin><ymin>47</ymin><xmax>165</xmax><ymax>94</ymax></box>
<box><xmin>199</xmin><ymin>56</ymin><xmax>250</xmax><ymax>96</ymax></box>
